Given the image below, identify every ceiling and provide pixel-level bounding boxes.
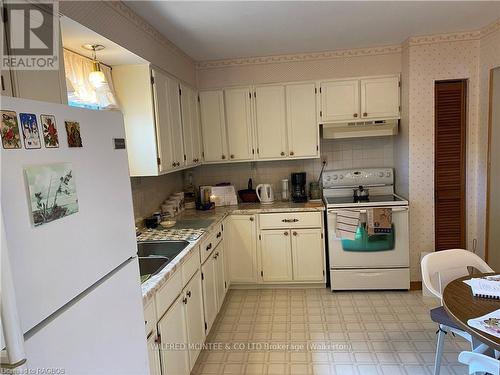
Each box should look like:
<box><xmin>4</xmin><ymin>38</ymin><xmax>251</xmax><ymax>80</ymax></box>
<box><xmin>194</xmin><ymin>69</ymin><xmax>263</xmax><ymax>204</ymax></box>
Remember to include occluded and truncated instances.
<box><xmin>125</xmin><ymin>1</ymin><xmax>500</xmax><ymax>61</ymax></box>
<box><xmin>60</xmin><ymin>16</ymin><xmax>146</xmax><ymax>66</ymax></box>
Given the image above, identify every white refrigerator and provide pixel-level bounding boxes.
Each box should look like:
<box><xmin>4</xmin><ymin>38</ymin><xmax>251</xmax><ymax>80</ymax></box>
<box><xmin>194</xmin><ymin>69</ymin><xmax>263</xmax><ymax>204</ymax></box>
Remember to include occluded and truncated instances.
<box><xmin>0</xmin><ymin>96</ymin><xmax>149</xmax><ymax>374</ymax></box>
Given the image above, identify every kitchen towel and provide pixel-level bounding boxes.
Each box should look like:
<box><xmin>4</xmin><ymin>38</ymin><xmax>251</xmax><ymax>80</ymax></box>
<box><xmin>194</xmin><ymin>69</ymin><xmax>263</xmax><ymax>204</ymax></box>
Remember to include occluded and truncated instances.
<box><xmin>367</xmin><ymin>208</ymin><xmax>392</xmax><ymax>235</ymax></box>
<box><xmin>335</xmin><ymin>210</ymin><xmax>361</xmax><ymax>240</ymax></box>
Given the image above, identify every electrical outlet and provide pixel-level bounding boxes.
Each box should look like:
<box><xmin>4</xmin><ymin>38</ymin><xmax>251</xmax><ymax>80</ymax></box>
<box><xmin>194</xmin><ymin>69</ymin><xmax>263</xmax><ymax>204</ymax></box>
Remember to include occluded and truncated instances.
<box><xmin>321</xmin><ymin>155</ymin><xmax>328</xmax><ymax>165</ymax></box>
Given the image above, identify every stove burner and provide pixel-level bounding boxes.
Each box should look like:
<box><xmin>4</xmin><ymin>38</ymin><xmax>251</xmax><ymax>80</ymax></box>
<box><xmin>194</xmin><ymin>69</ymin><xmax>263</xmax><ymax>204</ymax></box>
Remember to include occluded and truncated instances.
<box><xmin>353</xmin><ymin>195</ymin><xmax>369</xmax><ymax>202</ymax></box>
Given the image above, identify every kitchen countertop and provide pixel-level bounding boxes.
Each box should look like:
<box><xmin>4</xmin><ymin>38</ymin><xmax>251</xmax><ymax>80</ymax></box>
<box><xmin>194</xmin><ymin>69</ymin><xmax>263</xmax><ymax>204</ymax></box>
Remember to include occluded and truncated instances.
<box><xmin>140</xmin><ymin>201</ymin><xmax>325</xmax><ymax>304</ymax></box>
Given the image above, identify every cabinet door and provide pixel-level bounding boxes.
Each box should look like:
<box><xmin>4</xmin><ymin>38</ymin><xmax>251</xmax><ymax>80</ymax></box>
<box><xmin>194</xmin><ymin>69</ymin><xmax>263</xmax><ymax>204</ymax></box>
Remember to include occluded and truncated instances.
<box><xmin>214</xmin><ymin>242</ymin><xmax>226</xmax><ymax>311</ymax></box>
<box><xmin>320</xmin><ymin>80</ymin><xmax>359</xmax><ymax>122</ymax></box>
<box><xmin>226</xmin><ymin>215</ymin><xmax>258</xmax><ymax>283</ymax></box>
<box><xmin>360</xmin><ymin>76</ymin><xmax>400</xmax><ymax>120</ymax></box>
<box><xmin>254</xmin><ymin>85</ymin><xmax>287</xmax><ymax>159</ymax></box>
<box><xmin>260</xmin><ymin>230</ymin><xmax>293</xmax><ymax>282</ymax></box>
<box><xmin>7</xmin><ymin>13</ymin><xmax>66</xmax><ymax>104</ymax></box>
<box><xmin>201</xmin><ymin>256</ymin><xmax>218</xmax><ymax>333</ymax></box>
<box><xmin>146</xmin><ymin>333</ymin><xmax>161</xmax><ymax>375</ymax></box>
<box><xmin>157</xmin><ymin>296</ymin><xmax>189</xmax><ymax>375</ymax></box>
<box><xmin>151</xmin><ymin>69</ymin><xmax>175</xmax><ymax>173</ymax></box>
<box><xmin>184</xmin><ymin>271</ymin><xmax>206</xmax><ymax>371</ymax></box>
<box><xmin>166</xmin><ymin>75</ymin><xmax>184</xmax><ymax>168</ymax></box>
<box><xmin>1</xmin><ymin>24</ymin><xmax>13</xmax><ymax>97</ymax></box>
<box><xmin>286</xmin><ymin>82</ymin><xmax>319</xmax><ymax>158</ymax></box>
<box><xmin>200</xmin><ymin>90</ymin><xmax>228</xmax><ymax>162</ymax></box>
<box><xmin>180</xmin><ymin>84</ymin><xmax>199</xmax><ymax>167</ymax></box>
<box><xmin>192</xmin><ymin>92</ymin><xmax>203</xmax><ymax>164</ymax></box>
<box><xmin>291</xmin><ymin>228</ymin><xmax>325</xmax><ymax>281</ymax></box>
<box><xmin>224</xmin><ymin>87</ymin><xmax>254</xmax><ymax>161</ymax></box>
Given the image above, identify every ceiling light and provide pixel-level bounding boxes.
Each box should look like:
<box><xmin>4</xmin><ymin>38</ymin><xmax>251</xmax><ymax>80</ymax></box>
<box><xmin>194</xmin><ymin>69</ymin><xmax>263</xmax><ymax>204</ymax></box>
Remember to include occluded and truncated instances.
<box><xmin>83</xmin><ymin>44</ymin><xmax>107</xmax><ymax>88</ymax></box>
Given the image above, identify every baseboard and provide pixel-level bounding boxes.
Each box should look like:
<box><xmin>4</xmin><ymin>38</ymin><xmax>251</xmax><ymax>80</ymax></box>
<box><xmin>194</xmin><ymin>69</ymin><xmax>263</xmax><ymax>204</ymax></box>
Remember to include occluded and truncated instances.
<box><xmin>229</xmin><ymin>283</ymin><xmax>326</xmax><ymax>289</ymax></box>
<box><xmin>410</xmin><ymin>281</ymin><xmax>422</xmax><ymax>290</ymax></box>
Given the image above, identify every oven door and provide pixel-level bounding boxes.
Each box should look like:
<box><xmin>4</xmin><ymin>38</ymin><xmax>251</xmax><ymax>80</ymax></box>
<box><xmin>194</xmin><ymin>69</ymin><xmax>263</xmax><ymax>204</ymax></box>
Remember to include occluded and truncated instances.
<box><xmin>327</xmin><ymin>206</ymin><xmax>409</xmax><ymax>268</ymax></box>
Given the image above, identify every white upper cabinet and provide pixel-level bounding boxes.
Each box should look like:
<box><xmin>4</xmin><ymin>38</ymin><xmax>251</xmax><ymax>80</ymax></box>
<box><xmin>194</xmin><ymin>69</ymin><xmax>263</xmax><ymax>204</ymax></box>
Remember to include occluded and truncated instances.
<box><xmin>224</xmin><ymin>87</ymin><xmax>255</xmax><ymax>161</ymax></box>
<box><xmin>319</xmin><ymin>75</ymin><xmax>400</xmax><ymax>124</ymax></box>
<box><xmin>286</xmin><ymin>82</ymin><xmax>319</xmax><ymax>158</ymax></box>
<box><xmin>360</xmin><ymin>76</ymin><xmax>400</xmax><ymax>120</ymax></box>
<box><xmin>254</xmin><ymin>85</ymin><xmax>288</xmax><ymax>159</ymax></box>
<box><xmin>200</xmin><ymin>90</ymin><xmax>228</xmax><ymax>162</ymax></box>
<box><xmin>320</xmin><ymin>79</ymin><xmax>360</xmax><ymax>123</ymax></box>
<box><xmin>152</xmin><ymin>69</ymin><xmax>175</xmax><ymax>174</ymax></box>
<box><xmin>114</xmin><ymin>64</ymin><xmax>189</xmax><ymax>176</ymax></box>
<box><xmin>180</xmin><ymin>84</ymin><xmax>203</xmax><ymax>167</ymax></box>
<box><xmin>166</xmin><ymin>75</ymin><xmax>184</xmax><ymax>169</ymax></box>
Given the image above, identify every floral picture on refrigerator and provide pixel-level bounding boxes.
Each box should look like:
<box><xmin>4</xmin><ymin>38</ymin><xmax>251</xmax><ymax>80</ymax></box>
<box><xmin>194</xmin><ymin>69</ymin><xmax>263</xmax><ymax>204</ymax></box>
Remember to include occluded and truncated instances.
<box><xmin>25</xmin><ymin>163</ymin><xmax>79</xmax><ymax>226</ymax></box>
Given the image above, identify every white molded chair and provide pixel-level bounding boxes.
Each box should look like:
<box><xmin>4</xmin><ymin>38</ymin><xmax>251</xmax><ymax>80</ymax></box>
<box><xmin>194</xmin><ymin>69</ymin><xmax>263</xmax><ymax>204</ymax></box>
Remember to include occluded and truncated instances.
<box><xmin>459</xmin><ymin>351</ymin><xmax>500</xmax><ymax>375</ymax></box>
<box><xmin>421</xmin><ymin>249</ymin><xmax>494</xmax><ymax>375</ymax></box>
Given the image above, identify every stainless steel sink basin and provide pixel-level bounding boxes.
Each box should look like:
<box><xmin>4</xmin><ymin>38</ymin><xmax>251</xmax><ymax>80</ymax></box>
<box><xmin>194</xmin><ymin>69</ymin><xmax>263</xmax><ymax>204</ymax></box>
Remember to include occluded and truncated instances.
<box><xmin>138</xmin><ymin>256</ymin><xmax>169</xmax><ymax>283</ymax></box>
<box><xmin>137</xmin><ymin>240</ymin><xmax>189</xmax><ymax>259</ymax></box>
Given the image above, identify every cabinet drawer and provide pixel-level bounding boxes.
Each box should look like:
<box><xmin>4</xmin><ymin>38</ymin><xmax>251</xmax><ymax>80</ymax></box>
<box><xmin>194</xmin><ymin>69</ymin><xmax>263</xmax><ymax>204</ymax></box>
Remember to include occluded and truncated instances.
<box><xmin>200</xmin><ymin>225</ymin><xmax>223</xmax><ymax>263</ymax></box>
<box><xmin>156</xmin><ymin>269</ymin><xmax>182</xmax><ymax>318</ymax></box>
<box><xmin>259</xmin><ymin>212</ymin><xmax>322</xmax><ymax>229</ymax></box>
<box><xmin>182</xmin><ymin>246</ymin><xmax>200</xmax><ymax>285</ymax></box>
<box><xmin>143</xmin><ymin>299</ymin><xmax>156</xmax><ymax>336</ymax></box>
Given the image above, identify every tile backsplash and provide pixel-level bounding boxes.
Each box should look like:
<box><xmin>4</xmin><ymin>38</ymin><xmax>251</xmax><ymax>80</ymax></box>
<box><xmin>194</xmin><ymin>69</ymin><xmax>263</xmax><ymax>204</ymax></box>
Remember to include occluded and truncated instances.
<box><xmin>190</xmin><ymin>137</ymin><xmax>395</xmax><ymax>195</ymax></box>
<box><xmin>131</xmin><ymin>172</ymin><xmax>184</xmax><ymax>219</ymax></box>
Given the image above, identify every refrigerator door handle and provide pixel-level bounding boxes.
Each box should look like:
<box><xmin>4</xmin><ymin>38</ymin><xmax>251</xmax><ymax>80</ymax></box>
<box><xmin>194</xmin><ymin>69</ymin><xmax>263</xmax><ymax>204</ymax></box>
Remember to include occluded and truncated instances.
<box><xmin>1</xmin><ymin>211</ymin><xmax>27</xmax><ymax>370</ymax></box>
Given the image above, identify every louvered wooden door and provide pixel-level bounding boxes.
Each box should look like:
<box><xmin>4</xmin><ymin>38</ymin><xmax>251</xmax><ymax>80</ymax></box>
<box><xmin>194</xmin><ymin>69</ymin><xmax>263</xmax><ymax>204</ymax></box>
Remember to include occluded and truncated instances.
<box><xmin>434</xmin><ymin>80</ymin><xmax>467</xmax><ymax>251</ymax></box>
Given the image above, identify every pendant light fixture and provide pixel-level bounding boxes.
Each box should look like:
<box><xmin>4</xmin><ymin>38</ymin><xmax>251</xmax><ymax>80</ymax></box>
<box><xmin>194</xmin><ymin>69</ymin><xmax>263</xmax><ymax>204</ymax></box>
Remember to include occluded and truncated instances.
<box><xmin>83</xmin><ymin>44</ymin><xmax>107</xmax><ymax>88</ymax></box>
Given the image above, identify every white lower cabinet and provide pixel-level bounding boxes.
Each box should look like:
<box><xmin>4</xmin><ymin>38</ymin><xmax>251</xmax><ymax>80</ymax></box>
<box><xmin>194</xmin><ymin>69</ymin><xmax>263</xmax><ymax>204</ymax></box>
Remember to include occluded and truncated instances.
<box><xmin>291</xmin><ymin>229</ymin><xmax>325</xmax><ymax>281</ymax></box>
<box><xmin>260</xmin><ymin>230</ymin><xmax>293</xmax><ymax>282</ymax></box>
<box><xmin>214</xmin><ymin>242</ymin><xmax>227</xmax><ymax>311</ymax></box>
<box><xmin>157</xmin><ymin>295</ymin><xmax>190</xmax><ymax>375</ymax></box>
<box><xmin>201</xmin><ymin>253</ymin><xmax>218</xmax><ymax>334</ymax></box>
<box><xmin>226</xmin><ymin>215</ymin><xmax>258</xmax><ymax>283</ymax></box>
<box><xmin>147</xmin><ymin>333</ymin><xmax>161</xmax><ymax>375</ymax></box>
<box><xmin>259</xmin><ymin>213</ymin><xmax>325</xmax><ymax>283</ymax></box>
<box><xmin>184</xmin><ymin>271</ymin><xmax>206</xmax><ymax>371</ymax></box>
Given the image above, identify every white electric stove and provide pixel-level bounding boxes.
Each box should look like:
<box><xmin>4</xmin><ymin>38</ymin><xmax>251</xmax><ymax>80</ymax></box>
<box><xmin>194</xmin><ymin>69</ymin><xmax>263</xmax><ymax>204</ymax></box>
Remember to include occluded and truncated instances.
<box><xmin>323</xmin><ymin>168</ymin><xmax>410</xmax><ymax>290</ymax></box>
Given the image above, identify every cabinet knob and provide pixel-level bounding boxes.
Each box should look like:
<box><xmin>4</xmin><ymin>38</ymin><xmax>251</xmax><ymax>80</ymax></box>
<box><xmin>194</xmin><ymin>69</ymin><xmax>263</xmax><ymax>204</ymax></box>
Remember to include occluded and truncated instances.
<box><xmin>290</xmin><ymin>151</ymin><xmax>294</xmax><ymax>156</ymax></box>
<box><xmin>280</xmin><ymin>151</ymin><xmax>285</xmax><ymax>156</ymax></box>
<box><xmin>284</xmin><ymin>231</ymin><xmax>289</xmax><ymax>236</ymax></box>
<box><xmin>206</xmin><ymin>243</ymin><xmax>212</xmax><ymax>251</ymax></box>
<box><xmin>172</xmin><ymin>162</ymin><xmax>176</xmax><ymax>167</ymax></box>
<box><xmin>363</xmin><ymin>112</ymin><xmax>368</xmax><ymax>117</ymax></box>
<box><xmin>182</xmin><ymin>297</ymin><xmax>188</xmax><ymax>304</ymax></box>
<box><xmin>221</xmin><ymin>154</ymin><xmax>226</xmax><ymax>159</ymax></box>
<box><xmin>230</xmin><ymin>154</ymin><xmax>235</xmax><ymax>159</ymax></box>
<box><xmin>249</xmin><ymin>217</ymin><xmax>254</xmax><ymax>222</ymax></box>
<box><xmin>216</xmin><ymin>231</ymin><xmax>222</xmax><ymax>238</ymax></box>
<box><xmin>177</xmin><ymin>162</ymin><xmax>181</xmax><ymax>166</ymax></box>
<box><xmin>293</xmin><ymin>231</ymin><xmax>298</xmax><ymax>236</ymax></box>
<box><xmin>353</xmin><ymin>113</ymin><xmax>358</xmax><ymax>118</ymax></box>
<box><xmin>187</xmin><ymin>290</ymin><xmax>191</xmax><ymax>298</ymax></box>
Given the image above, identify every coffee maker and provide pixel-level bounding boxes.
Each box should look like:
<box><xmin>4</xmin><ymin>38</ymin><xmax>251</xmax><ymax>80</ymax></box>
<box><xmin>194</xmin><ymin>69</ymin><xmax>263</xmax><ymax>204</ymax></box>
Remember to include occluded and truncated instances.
<box><xmin>291</xmin><ymin>172</ymin><xmax>307</xmax><ymax>203</ymax></box>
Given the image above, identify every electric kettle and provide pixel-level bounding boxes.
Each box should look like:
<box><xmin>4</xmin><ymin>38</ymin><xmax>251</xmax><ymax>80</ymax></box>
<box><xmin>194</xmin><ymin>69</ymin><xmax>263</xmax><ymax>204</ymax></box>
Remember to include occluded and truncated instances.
<box><xmin>256</xmin><ymin>184</ymin><xmax>275</xmax><ymax>205</ymax></box>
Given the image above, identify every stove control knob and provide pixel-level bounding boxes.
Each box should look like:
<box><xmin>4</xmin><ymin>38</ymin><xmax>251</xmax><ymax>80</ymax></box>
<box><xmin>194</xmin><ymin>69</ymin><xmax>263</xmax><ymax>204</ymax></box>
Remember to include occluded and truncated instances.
<box><xmin>339</xmin><ymin>175</ymin><xmax>344</xmax><ymax>180</ymax></box>
<box><xmin>386</xmin><ymin>171</ymin><xmax>391</xmax><ymax>177</ymax></box>
<box><xmin>326</xmin><ymin>176</ymin><xmax>331</xmax><ymax>182</ymax></box>
<box><xmin>378</xmin><ymin>172</ymin><xmax>384</xmax><ymax>177</ymax></box>
<box><xmin>332</xmin><ymin>175</ymin><xmax>338</xmax><ymax>180</ymax></box>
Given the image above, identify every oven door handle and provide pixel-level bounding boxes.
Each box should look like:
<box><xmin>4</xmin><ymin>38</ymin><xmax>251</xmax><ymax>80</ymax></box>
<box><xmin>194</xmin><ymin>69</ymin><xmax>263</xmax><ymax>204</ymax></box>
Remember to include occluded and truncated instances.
<box><xmin>328</xmin><ymin>207</ymin><xmax>408</xmax><ymax>214</ymax></box>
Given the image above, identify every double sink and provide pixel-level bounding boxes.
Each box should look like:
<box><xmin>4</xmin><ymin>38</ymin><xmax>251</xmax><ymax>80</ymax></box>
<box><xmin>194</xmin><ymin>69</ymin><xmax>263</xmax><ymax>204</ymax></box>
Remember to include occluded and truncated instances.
<box><xmin>138</xmin><ymin>240</ymin><xmax>189</xmax><ymax>283</ymax></box>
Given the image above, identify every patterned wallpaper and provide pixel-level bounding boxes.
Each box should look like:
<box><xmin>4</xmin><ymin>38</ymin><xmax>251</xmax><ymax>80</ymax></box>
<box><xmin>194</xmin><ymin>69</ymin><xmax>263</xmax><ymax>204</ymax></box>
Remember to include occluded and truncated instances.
<box><xmin>196</xmin><ymin>46</ymin><xmax>401</xmax><ymax>89</ymax></box>
<box><xmin>406</xmin><ymin>38</ymin><xmax>481</xmax><ymax>281</ymax></box>
<box><xmin>477</xmin><ymin>22</ymin><xmax>500</xmax><ymax>258</ymax></box>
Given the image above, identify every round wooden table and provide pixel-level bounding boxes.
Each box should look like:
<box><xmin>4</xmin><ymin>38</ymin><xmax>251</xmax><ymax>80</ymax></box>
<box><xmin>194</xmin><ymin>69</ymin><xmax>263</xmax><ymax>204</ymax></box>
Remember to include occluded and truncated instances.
<box><xmin>443</xmin><ymin>274</ymin><xmax>500</xmax><ymax>352</ymax></box>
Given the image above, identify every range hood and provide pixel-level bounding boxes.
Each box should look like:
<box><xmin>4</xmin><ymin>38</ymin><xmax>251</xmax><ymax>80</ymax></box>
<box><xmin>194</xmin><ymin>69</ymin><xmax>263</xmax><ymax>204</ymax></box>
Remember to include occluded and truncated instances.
<box><xmin>321</xmin><ymin>119</ymin><xmax>399</xmax><ymax>139</ymax></box>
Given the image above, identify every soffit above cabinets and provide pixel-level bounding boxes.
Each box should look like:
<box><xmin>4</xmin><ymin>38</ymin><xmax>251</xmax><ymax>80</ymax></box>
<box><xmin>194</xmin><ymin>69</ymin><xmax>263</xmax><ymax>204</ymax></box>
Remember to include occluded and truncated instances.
<box><xmin>125</xmin><ymin>1</ymin><xmax>500</xmax><ymax>61</ymax></box>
